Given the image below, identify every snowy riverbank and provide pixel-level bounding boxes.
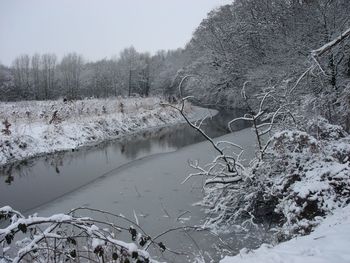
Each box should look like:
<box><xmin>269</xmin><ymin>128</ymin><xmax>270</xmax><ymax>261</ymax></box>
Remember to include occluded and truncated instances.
<box><xmin>220</xmin><ymin>204</ymin><xmax>350</xmax><ymax>263</ymax></box>
<box><xmin>0</xmin><ymin>97</ymin><xmax>215</xmax><ymax>166</ymax></box>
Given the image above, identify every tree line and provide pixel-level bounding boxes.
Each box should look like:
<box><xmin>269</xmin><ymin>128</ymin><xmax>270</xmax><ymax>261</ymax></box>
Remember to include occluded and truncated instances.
<box><xmin>0</xmin><ymin>47</ymin><xmax>188</xmax><ymax>101</ymax></box>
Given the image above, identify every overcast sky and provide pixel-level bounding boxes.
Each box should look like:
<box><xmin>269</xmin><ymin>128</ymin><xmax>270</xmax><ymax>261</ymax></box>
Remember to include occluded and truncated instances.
<box><xmin>0</xmin><ymin>0</ymin><xmax>232</xmax><ymax>66</ymax></box>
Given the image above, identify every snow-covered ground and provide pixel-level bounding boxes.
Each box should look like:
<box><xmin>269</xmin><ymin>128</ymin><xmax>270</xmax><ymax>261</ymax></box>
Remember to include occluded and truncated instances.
<box><xmin>220</xmin><ymin>204</ymin><xmax>350</xmax><ymax>263</ymax></box>
<box><xmin>0</xmin><ymin>97</ymin><xmax>211</xmax><ymax>166</ymax></box>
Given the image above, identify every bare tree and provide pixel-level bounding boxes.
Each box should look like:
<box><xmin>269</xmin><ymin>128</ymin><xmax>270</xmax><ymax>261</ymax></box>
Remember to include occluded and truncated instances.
<box><xmin>12</xmin><ymin>55</ymin><xmax>31</xmax><ymax>99</ymax></box>
<box><xmin>60</xmin><ymin>53</ymin><xmax>84</xmax><ymax>100</ymax></box>
<box><xmin>41</xmin><ymin>53</ymin><xmax>57</xmax><ymax>100</ymax></box>
<box><xmin>31</xmin><ymin>54</ymin><xmax>41</xmax><ymax>100</ymax></box>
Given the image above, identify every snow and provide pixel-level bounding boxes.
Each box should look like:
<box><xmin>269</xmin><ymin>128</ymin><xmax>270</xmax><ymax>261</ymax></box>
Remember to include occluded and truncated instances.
<box><xmin>292</xmin><ymin>162</ymin><xmax>348</xmax><ymax>199</ymax></box>
<box><xmin>0</xmin><ymin>213</ymin><xmax>73</xmax><ymax>235</ymax></box>
<box><xmin>311</xmin><ymin>27</ymin><xmax>350</xmax><ymax>57</ymax></box>
<box><xmin>92</xmin><ymin>237</ymin><xmax>105</xmax><ymax>249</ymax></box>
<box><xmin>0</xmin><ymin>205</ymin><xmax>156</xmax><ymax>263</ymax></box>
<box><xmin>220</xmin><ymin>205</ymin><xmax>350</xmax><ymax>263</ymax></box>
<box><xmin>0</xmin><ymin>97</ymin><xmax>212</xmax><ymax>166</ymax></box>
<box><xmin>0</xmin><ymin>206</ymin><xmax>13</xmax><ymax>213</ymax></box>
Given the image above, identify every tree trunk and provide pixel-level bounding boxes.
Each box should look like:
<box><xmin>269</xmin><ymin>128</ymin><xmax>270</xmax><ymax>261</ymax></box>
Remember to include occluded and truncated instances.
<box><xmin>128</xmin><ymin>70</ymin><xmax>132</xmax><ymax>96</ymax></box>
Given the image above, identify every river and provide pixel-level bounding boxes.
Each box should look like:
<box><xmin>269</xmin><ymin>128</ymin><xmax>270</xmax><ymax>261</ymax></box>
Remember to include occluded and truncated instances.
<box><xmin>0</xmin><ymin>109</ymin><xmax>265</xmax><ymax>262</ymax></box>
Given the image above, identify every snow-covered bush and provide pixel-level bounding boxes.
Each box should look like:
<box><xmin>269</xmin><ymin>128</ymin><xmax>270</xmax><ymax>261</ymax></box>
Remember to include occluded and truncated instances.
<box><xmin>307</xmin><ymin>117</ymin><xmax>347</xmax><ymax>141</ymax></box>
<box><xmin>0</xmin><ymin>206</ymin><xmax>164</xmax><ymax>263</ymax></box>
<box><xmin>199</xmin><ymin>118</ymin><xmax>350</xmax><ymax>241</ymax></box>
<box><xmin>263</xmin><ymin>124</ymin><xmax>349</xmax><ymax>238</ymax></box>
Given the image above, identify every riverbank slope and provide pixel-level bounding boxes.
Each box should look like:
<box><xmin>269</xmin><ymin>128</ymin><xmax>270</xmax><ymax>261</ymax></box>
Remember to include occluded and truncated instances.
<box><xmin>220</xmin><ymin>204</ymin><xmax>350</xmax><ymax>263</ymax></box>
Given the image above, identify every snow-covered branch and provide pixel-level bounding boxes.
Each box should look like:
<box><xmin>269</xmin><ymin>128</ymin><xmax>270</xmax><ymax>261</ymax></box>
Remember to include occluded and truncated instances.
<box><xmin>1</xmin><ymin>206</ymin><xmax>200</xmax><ymax>263</ymax></box>
<box><xmin>311</xmin><ymin>27</ymin><xmax>350</xmax><ymax>58</ymax></box>
<box><xmin>162</xmin><ymin>76</ymin><xmax>244</xmax><ymax>176</ymax></box>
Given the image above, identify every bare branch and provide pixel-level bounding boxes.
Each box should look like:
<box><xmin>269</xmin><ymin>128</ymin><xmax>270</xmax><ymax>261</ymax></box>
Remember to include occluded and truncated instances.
<box><xmin>311</xmin><ymin>27</ymin><xmax>350</xmax><ymax>58</ymax></box>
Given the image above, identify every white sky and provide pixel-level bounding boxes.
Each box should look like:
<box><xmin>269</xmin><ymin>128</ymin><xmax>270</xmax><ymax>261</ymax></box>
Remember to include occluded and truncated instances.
<box><xmin>0</xmin><ymin>0</ymin><xmax>232</xmax><ymax>66</ymax></box>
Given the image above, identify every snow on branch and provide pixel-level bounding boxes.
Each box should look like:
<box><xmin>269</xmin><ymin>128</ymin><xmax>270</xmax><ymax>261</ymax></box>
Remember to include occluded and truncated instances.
<box><xmin>311</xmin><ymin>27</ymin><xmax>350</xmax><ymax>58</ymax></box>
<box><xmin>2</xmin><ymin>206</ymin><xmax>221</xmax><ymax>263</ymax></box>
<box><xmin>162</xmin><ymin>76</ymin><xmax>245</xmax><ymax>177</ymax></box>
<box><xmin>1</xmin><ymin>206</ymin><xmax>228</xmax><ymax>263</ymax></box>
<box><xmin>205</xmin><ymin>176</ymin><xmax>242</xmax><ymax>185</ymax></box>
<box><xmin>1</xmin><ymin>207</ymin><xmax>157</xmax><ymax>263</ymax></box>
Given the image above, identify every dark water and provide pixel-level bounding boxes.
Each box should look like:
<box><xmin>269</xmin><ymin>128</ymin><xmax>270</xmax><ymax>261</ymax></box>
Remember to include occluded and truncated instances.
<box><xmin>0</xmin><ymin>110</ymin><xmax>248</xmax><ymax>213</ymax></box>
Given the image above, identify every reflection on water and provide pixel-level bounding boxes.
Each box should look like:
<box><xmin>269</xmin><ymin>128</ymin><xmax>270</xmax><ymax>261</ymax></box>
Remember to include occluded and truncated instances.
<box><xmin>0</xmin><ymin>109</ymin><xmax>248</xmax><ymax>212</ymax></box>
